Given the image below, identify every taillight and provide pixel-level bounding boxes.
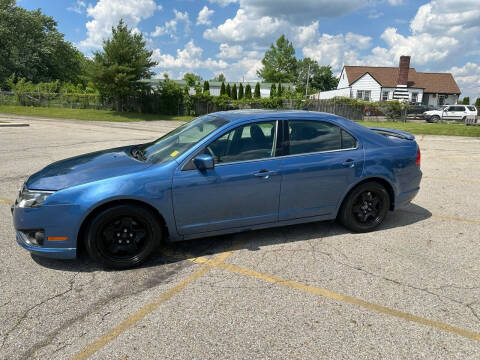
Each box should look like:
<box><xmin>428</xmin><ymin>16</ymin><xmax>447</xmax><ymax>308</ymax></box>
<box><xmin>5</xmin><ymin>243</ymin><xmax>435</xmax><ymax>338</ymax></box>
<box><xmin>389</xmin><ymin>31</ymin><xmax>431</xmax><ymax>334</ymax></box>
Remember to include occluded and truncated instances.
<box><xmin>416</xmin><ymin>147</ymin><xmax>421</xmax><ymax>166</ymax></box>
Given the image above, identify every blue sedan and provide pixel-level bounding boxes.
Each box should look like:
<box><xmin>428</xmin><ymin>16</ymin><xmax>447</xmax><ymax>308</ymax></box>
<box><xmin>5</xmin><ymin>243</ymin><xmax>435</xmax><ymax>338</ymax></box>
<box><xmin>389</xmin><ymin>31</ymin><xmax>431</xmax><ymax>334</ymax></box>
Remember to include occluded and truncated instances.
<box><xmin>12</xmin><ymin>110</ymin><xmax>422</xmax><ymax>268</ymax></box>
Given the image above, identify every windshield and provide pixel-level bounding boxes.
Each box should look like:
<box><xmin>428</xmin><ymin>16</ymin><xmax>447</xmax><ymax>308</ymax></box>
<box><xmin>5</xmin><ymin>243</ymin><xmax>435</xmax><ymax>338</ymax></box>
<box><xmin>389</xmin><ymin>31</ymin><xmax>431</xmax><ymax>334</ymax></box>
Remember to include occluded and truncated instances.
<box><xmin>141</xmin><ymin>115</ymin><xmax>228</xmax><ymax>164</ymax></box>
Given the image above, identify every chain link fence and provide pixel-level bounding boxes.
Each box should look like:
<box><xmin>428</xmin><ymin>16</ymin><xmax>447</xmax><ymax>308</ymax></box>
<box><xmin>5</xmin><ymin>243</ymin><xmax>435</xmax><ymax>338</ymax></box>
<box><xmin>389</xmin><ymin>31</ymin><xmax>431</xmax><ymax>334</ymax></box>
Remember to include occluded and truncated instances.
<box><xmin>1</xmin><ymin>91</ymin><xmax>369</xmax><ymax>121</ymax></box>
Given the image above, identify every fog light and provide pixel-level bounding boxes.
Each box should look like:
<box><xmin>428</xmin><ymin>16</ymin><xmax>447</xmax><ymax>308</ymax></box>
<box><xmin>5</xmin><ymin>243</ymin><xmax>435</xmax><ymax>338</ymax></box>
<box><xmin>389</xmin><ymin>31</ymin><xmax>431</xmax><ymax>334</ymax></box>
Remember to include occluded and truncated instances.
<box><xmin>22</xmin><ymin>230</ymin><xmax>44</xmax><ymax>246</ymax></box>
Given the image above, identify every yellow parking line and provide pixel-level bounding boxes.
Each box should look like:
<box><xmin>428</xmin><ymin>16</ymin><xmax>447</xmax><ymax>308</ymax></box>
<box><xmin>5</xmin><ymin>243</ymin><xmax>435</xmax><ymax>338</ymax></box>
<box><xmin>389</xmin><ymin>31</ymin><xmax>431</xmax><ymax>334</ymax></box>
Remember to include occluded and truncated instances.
<box><xmin>0</xmin><ymin>198</ymin><xmax>14</xmax><ymax>205</ymax></box>
<box><xmin>432</xmin><ymin>214</ymin><xmax>480</xmax><ymax>225</ymax></box>
<box><xmin>188</xmin><ymin>257</ymin><xmax>480</xmax><ymax>343</ymax></box>
<box><xmin>71</xmin><ymin>250</ymin><xmax>234</xmax><ymax>360</ymax></box>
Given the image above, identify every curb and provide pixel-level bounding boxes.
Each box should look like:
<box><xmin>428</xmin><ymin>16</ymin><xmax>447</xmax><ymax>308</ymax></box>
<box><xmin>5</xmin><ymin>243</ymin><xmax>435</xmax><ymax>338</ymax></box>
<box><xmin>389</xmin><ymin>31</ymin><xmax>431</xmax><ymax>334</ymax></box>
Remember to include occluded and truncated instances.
<box><xmin>0</xmin><ymin>123</ymin><xmax>29</xmax><ymax>127</ymax></box>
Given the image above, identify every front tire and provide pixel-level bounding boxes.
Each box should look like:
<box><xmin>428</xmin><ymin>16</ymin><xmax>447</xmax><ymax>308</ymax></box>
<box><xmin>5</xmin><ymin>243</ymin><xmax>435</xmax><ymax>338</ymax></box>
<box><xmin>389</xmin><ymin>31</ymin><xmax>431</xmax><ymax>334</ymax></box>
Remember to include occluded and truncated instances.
<box><xmin>85</xmin><ymin>204</ymin><xmax>162</xmax><ymax>269</ymax></box>
<box><xmin>430</xmin><ymin>115</ymin><xmax>440</xmax><ymax>123</ymax></box>
<box><xmin>339</xmin><ymin>182</ymin><xmax>390</xmax><ymax>233</ymax></box>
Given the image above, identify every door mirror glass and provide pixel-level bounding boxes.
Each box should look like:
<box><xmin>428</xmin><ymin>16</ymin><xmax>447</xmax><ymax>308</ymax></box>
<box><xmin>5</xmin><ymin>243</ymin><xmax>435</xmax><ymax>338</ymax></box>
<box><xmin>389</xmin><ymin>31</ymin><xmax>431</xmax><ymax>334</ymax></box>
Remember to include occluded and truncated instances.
<box><xmin>193</xmin><ymin>154</ymin><xmax>214</xmax><ymax>170</ymax></box>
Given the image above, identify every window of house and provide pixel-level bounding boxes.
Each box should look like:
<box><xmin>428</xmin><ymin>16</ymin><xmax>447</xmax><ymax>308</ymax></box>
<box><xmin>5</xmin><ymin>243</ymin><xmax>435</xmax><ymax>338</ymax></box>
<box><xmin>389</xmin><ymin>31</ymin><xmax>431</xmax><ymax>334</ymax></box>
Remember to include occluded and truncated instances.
<box><xmin>357</xmin><ymin>90</ymin><xmax>371</xmax><ymax>101</ymax></box>
<box><xmin>364</xmin><ymin>90</ymin><xmax>371</xmax><ymax>101</ymax></box>
<box><xmin>382</xmin><ymin>91</ymin><xmax>389</xmax><ymax>101</ymax></box>
<box><xmin>288</xmin><ymin>121</ymin><xmax>342</xmax><ymax>155</ymax></box>
<box><xmin>412</xmin><ymin>92</ymin><xmax>418</xmax><ymax>103</ymax></box>
<box><xmin>439</xmin><ymin>95</ymin><xmax>446</xmax><ymax>105</ymax></box>
<box><xmin>205</xmin><ymin>121</ymin><xmax>276</xmax><ymax>164</ymax></box>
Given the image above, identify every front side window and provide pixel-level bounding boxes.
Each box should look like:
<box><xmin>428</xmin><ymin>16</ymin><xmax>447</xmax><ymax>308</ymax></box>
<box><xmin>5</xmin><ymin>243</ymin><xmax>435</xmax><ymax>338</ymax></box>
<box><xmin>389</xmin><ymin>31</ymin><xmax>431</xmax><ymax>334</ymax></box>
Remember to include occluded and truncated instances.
<box><xmin>288</xmin><ymin>121</ymin><xmax>347</xmax><ymax>155</ymax></box>
<box><xmin>205</xmin><ymin>121</ymin><xmax>276</xmax><ymax>164</ymax></box>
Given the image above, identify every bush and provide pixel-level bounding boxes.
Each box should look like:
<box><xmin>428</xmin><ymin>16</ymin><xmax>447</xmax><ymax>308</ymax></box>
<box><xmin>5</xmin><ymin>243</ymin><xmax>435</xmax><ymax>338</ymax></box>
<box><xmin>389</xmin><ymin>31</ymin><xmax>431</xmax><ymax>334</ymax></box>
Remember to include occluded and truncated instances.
<box><xmin>232</xmin><ymin>84</ymin><xmax>237</xmax><ymax>100</ymax></box>
<box><xmin>245</xmin><ymin>84</ymin><xmax>252</xmax><ymax>99</ymax></box>
<box><xmin>254</xmin><ymin>82</ymin><xmax>261</xmax><ymax>98</ymax></box>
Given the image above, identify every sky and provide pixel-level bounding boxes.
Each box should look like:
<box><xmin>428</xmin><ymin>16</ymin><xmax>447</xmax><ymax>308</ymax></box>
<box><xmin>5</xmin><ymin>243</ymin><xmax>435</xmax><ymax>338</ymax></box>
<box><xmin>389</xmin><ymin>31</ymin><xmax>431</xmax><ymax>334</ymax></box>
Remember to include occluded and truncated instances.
<box><xmin>18</xmin><ymin>0</ymin><xmax>480</xmax><ymax>99</ymax></box>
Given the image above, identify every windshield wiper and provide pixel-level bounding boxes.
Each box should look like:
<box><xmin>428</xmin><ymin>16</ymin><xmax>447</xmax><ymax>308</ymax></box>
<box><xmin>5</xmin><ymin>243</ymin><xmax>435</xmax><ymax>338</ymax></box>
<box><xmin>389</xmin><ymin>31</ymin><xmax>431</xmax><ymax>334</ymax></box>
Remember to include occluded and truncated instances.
<box><xmin>130</xmin><ymin>146</ymin><xmax>147</xmax><ymax>161</ymax></box>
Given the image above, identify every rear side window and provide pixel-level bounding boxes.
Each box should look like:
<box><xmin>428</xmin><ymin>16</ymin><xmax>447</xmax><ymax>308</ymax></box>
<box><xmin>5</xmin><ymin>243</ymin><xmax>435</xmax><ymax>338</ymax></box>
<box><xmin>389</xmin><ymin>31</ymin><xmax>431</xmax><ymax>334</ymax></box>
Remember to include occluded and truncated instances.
<box><xmin>288</xmin><ymin>121</ymin><xmax>342</xmax><ymax>155</ymax></box>
<box><xmin>467</xmin><ymin>106</ymin><xmax>476</xmax><ymax>111</ymax></box>
<box><xmin>341</xmin><ymin>130</ymin><xmax>357</xmax><ymax>149</ymax></box>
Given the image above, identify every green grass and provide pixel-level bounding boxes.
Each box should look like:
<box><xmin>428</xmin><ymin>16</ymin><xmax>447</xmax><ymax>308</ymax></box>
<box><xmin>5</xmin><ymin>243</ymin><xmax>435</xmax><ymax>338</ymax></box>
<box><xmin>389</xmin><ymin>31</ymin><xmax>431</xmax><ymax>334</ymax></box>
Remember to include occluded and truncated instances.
<box><xmin>358</xmin><ymin>121</ymin><xmax>480</xmax><ymax>137</ymax></box>
<box><xmin>0</xmin><ymin>105</ymin><xmax>195</xmax><ymax>122</ymax></box>
<box><xmin>1</xmin><ymin>105</ymin><xmax>479</xmax><ymax>137</ymax></box>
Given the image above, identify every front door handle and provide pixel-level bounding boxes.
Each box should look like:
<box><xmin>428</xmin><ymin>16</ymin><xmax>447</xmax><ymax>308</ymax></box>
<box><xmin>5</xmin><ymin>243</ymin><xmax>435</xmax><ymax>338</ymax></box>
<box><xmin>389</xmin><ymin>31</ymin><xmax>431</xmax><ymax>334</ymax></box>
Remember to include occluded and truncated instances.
<box><xmin>253</xmin><ymin>169</ymin><xmax>276</xmax><ymax>178</ymax></box>
<box><xmin>342</xmin><ymin>159</ymin><xmax>355</xmax><ymax>168</ymax></box>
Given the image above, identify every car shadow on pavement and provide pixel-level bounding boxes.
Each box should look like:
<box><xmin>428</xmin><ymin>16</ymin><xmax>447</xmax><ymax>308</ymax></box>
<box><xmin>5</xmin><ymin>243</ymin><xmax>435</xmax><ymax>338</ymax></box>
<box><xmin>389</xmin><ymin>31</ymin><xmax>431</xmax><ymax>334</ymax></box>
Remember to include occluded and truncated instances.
<box><xmin>32</xmin><ymin>202</ymin><xmax>432</xmax><ymax>272</ymax></box>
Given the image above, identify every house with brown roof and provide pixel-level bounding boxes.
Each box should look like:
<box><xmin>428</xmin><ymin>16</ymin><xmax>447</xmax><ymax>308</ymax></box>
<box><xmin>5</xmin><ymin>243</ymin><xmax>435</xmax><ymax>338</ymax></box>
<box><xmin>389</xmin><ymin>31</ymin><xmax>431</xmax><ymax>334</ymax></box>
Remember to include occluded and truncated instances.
<box><xmin>312</xmin><ymin>56</ymin><xmax>461</xmax><ymax>107</ymax></box>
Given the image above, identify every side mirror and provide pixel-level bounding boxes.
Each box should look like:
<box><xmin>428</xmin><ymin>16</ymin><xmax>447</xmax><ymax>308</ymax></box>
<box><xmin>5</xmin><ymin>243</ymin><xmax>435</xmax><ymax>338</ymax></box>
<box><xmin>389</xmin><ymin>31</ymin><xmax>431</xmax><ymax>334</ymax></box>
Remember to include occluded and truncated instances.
<box><xmin>193</xmin><ymin>154</ymin><xmax>214</xmax><ymax>171</ymax></box>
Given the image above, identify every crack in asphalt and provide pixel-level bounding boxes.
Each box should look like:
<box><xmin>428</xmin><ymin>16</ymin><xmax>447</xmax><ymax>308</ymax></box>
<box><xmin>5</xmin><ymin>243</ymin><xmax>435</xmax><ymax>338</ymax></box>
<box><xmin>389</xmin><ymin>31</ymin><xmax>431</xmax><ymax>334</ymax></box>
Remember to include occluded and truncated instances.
<box><xmin>0</xmin><ymin>272</ymin><xmax>80</xmax><ymax>350</ymax></box>
<box><xmin>15</xmin><ymin>259</ymin><xmax>193</xmax><ymax>360</ymax></box>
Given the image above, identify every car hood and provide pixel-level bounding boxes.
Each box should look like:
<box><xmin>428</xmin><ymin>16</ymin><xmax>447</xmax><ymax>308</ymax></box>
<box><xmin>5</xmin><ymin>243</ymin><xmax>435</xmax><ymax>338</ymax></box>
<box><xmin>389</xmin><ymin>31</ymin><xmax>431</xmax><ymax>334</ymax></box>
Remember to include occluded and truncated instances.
<box><xmin>26</xmin><ymin>146</ymin><xmax>152</xmax><ymax>191</ymax></box>
<box><xmin>424</xmin><ymin>110</ymin><xmax>441</xmax><ymax>115</ymax></box>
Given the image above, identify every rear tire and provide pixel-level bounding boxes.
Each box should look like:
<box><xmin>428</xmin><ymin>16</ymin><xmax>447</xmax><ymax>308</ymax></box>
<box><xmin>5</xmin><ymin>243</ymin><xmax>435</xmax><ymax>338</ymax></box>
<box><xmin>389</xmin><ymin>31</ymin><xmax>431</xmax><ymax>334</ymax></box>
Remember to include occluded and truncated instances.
<box><xmin>339</xmin><ymin>182</ymin><xmax>390</xmax><ymax>233</ymax></box>
<box><xmin>85</xmin><ymin>204</ymin><xmax>162</xmax><ymax>269</ymax></box>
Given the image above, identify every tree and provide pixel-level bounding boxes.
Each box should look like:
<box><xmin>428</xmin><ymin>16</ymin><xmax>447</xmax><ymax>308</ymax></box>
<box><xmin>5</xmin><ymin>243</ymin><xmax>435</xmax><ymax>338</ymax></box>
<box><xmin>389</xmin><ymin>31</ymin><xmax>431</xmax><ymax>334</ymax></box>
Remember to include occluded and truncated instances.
<box><xmin>257</xmin><ymin>35</ymin><xmax>297</xmax><ymax>83</ymax></box>
<box><xmin>475</xmin><ymin>98</ymin><xmax>480</xmax><ymax>107</ymax></box>
<box><xmin>220</xmin><ymin>81</ymin><xmax>226</xmax><ymax>96</ymax></box>
<box><xmin>277</xmin><ymin>83</ymin><xmax>283</xmax><ymax>97</ymax></box>
<box><xmin>91</xmin><ymin>19</ymin><xmax>156</xmax><ymax>111</ymax></box>
<box><xmin>245</xmin><ymin>84</ymin><xmax>252</xmax><ymax>99</ymax></box>
<box><xmin>254</xmin><ymin>82</ymin><xmax>261</xmax><ymax>98</ymax></box>
<box><xmin>295</xmin><ymin>58</ymin><xmax>338</xmax><ymax>95</ymax></box>
<box><xmin>184</xmin><ymin>73</ymin><xmax>202</xmax><ymax>87</ymax></box>
<box><xmin>238</xmin><ymin>83</ymin><xmax>244</xmax><ymax>99</ymax></box>
<box><xmin>203</xmin><ymin>80</ymin><xmax>210</xmax><ymax>93</ymax></box>
<box><xmin>226</xmin><ymin>83</ymin><xmax>231</xmax><ymax>97</ymax></box>
<box><xmin>232</xmin><ymin>84</ymin><xmax>237</xmax><ymax>100</ymax></box>
<box><xmin>211</xmin><ymin>73</ymin><xmax>226</xmax><ymax>82</ymax></box>
<box><xmin>0</xmin><ymin>0</ymin><xmax>88</xmax><ymax>89</ymax></box>
<box><xmin>461</xmin><ymin>96</ymin><xmax>470</xmax><ymax>105</ymax></box>
<box><xmin>270</xmin><ymin>83</ymin><xmax>276</xmax><ymax>98</ymax></box>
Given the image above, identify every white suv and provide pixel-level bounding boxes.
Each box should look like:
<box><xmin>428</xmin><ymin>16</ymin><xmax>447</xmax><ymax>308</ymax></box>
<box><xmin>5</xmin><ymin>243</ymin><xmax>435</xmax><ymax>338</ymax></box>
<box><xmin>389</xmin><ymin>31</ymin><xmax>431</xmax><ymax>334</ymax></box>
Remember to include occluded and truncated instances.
<box><xmin>423</xmin><ymin>105</ymin><xmax>478</xmax><ymax>124</ymax></box>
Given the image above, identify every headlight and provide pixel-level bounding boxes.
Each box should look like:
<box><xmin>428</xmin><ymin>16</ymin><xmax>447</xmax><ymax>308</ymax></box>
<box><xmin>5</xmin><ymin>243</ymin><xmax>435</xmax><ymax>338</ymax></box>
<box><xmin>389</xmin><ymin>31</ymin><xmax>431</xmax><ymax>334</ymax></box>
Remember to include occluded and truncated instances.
<box><xmin>16</xmin><ymin>187</ymin><xmax>54</xmax><ymax>208</ymax></box>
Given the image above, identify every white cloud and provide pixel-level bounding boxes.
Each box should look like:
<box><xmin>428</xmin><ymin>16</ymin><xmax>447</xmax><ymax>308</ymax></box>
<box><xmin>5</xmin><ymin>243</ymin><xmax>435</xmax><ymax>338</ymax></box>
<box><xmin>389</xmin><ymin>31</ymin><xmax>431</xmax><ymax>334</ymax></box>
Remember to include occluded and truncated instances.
<box><xmin>78</xmin><ymin>0</ymin><xmax>158</xmax><ymax>50</ymax></box>
<box><xmin>240</xmin><ymin>0</ymin><xmax>367</xmax><ymax>24</ymax></box>
<box><xmin>294</xmin><ymin>22</ymin><xmax>319</xmax><ymax>47</ymax></box>
<box><xmin>67</xmin><ymin>0</ymin><xmax>86</xmax><ymax>14</ymax></box>
<box><xmin>204</xmin><ymin>9</ymin><xmax>283</xmax><ymax>43</ymax></box>
<box><xmin>217</xmin><ymin>43</ymin><xmax>243</xmax><ymax>59</ymax></box>
<box><xmin>207</xmin><ymin>0</ymin><xmax>238</xmax><ymax>7</ymax></box>
<box><xmin>449</xmin><ymin>62</ymin><xmax>480</xmax><ymax>100</ymax></box>
<box><xmin>151</xmin><ymin>9</ymin><xmax>191</xmax><ymax>39</ymax></box>
<box><xmin>388</xmin><ymin>0</ymin><xmax>404</xmax><ymax>5</ymax></box>
<box><xmin>153</xmin><ymin>40</ymin><xmax>228</xmax><ymax>72</ymax></box>
<box><xmin>197</xmin><ymin>6</ymin><xmax>214</xmax><ymax>26</ymax></box>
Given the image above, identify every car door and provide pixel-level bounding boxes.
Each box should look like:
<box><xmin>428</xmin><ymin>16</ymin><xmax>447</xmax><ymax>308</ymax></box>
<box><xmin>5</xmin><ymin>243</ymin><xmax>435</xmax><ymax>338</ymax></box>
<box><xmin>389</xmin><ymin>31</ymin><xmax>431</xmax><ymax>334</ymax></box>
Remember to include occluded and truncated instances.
<box><xmin>455</xmin><ymin>105</ymin><xmax>467</xmax><ymax>120</ymax></box>
<box><xmin>442</xmin><ymin>106</ymin><xmax>453</xmax><ymax>120</ymax></box>
<box><xmin>172</xmin><ymin>120</ymin><xmax>282</xmax><ymax>236</ymax></box>
<box><xmin>278</xmin><ymin>119</ymin><xmax>364</xmax><ymax>221</ymax></box>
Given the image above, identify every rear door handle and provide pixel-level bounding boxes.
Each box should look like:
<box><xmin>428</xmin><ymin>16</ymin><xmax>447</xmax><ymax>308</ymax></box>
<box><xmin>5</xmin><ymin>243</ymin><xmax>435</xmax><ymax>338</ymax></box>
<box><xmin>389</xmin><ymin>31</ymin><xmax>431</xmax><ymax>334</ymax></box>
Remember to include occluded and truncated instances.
<box><xmin>253</xmin><ymin>169</ymin><xmax>276</xmax><ymax>178</ymax></box>
<box><xmin>342</xmin><ymin>159</ymin><xmax>355</xmax><ymax>167</ymax></box>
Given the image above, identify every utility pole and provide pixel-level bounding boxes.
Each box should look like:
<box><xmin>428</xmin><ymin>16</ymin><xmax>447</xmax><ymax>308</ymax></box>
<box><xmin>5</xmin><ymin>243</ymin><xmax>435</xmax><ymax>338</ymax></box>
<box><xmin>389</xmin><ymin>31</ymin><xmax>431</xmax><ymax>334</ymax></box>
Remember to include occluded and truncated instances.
<box><xmin>305</xmin><ymin>63</ymin><xmax>311</xmax><ymax>97</ymax></box>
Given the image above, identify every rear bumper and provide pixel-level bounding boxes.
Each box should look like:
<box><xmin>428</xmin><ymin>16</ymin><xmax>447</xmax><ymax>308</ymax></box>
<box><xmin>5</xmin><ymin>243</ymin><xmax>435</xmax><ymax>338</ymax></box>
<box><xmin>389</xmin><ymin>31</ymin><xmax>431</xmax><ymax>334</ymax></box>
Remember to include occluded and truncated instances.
<box><xmin>12</xmin><ymin>204</ymin><xmax>80</xmax><ymax>260</ymax></box>
<box><xmin>396</xmin><ymin>187</ymin><xmax>420</xmax><ymax>208</ymax></box>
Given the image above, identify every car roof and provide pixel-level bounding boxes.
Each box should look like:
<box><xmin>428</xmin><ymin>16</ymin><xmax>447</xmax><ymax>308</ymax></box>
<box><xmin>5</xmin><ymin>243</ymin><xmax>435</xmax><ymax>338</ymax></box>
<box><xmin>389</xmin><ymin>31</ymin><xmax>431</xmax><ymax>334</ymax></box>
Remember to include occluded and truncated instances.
<box><xmin>209</xmin><ymin>109</ymin><xmax>352</xmax><ymax>125</ymax></box>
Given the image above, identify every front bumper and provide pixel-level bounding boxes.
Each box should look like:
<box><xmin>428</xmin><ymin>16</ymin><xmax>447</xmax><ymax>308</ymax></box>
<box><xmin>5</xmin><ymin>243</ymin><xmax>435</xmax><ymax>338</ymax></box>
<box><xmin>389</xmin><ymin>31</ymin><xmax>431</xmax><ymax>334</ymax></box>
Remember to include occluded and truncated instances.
<box><xmin>12</xmin><ymin>203</ymin><xmax>81</xmax><ymax>259</ymax></box>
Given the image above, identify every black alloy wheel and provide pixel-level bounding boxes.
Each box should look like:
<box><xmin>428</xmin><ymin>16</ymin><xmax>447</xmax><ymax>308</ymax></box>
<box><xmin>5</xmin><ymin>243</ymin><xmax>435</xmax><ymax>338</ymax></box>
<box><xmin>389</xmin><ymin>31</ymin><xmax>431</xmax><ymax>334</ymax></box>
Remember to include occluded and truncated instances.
<box><xmin>85</xmin><ymin>204</ymin><xmax>161</xmax><ymax>269</ymax></box>
<box><xmin>339</xmin><ymin>182</ymin><xmax>390</xmax><ymax>233</ymax></box>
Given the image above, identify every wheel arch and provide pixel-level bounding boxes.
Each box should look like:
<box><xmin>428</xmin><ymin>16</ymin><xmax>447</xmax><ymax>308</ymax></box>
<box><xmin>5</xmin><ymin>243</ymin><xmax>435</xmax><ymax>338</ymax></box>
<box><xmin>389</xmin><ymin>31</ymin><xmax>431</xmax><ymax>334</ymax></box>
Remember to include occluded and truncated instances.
<box><xmin>76</xmin><ymin>199</ymin><xmax>168</xmax><ymax>254</ymax></box>
<box><xmin>336</xmin><ymin>176</ymin><xmax>395</xmax><ymax>218</ymax></box>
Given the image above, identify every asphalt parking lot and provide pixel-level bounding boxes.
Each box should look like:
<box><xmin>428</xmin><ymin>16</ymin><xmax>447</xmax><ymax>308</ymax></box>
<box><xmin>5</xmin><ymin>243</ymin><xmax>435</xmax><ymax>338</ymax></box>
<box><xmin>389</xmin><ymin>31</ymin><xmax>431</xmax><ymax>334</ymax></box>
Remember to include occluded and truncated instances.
<box><xmin>1</xmin><ymin>114</ymin><xmax>480</xmax><ymax>359</ymax></box>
